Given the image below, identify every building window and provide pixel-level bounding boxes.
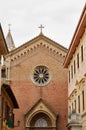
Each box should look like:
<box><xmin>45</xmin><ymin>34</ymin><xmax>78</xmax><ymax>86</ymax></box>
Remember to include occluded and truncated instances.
<box><xmin>32</xmin><ymin>65</ymin><xmax>50</xmax><ymax>86</ymax></box>
<box><xmin>82</xmin><ymin>91</ymin><xmax>85</xmax><ymax>111</ymax></box>
<box><xmin>35</xmin><ymin>118</ymin><xmax>48</xmax><ymax>127</ymax></box>
<box><xmin>74</xmin><ymin>60</ymin><xmax>76</xmax><ymax>74</ymax></box>
<box><xmin>74</xmin><ymin>100</ymin><xmax>76</xmax><ymax>111</ymax></box>
<box><xmin>72</xmin><ymin>103</ymin><xmax>73</xmax><ymax>111</ymax></box>
<box><xmin>71</xmin><ymin>65</ymin><xmax>73</xmax><ymax>79</ymax></box>
<box><xmin>81</xmin><ymin>45</ymin><xmax>83</xmax><ymax>62</ymax></box>
<box><xmin>78</xmin><ymin>95</ymin><xmax>80</xmax><ymax>113</ymax></box>
<box><xmin>4</xmin><ymin>102</ymin><xmax>14</xmax><ymax>128</ymax></box>
<box><xmin>69</xmin><ymin>106</ymin><xmax>71</xmax><ymax>114</ymax></box>
<box><xmin>5</xmin><ymin>103</ymin><xmax>10</xmax><ymax>120</ymax></box>
<box><xmin>77</xmin><ymin>53</ymin><xmax>79</xmax><ymax>68</ymax></box>
<box><xmin>69</xmin><ymin>71</ymin><xmax>70</xmax><ymax>83</ymax></box>
<box><xmin>6</xmin><ymin>68</ymin><xmax>9</xmax><ymax>79</ymax></box>
<box><xmin>30</xmin><ymin>112</ymin><xmax>52</xmax><ymax>127</ymax></box>
<box><xmin>1</xmin><ymin>68</ymin><xmax>6</xmax><ymax>78</ymax></box>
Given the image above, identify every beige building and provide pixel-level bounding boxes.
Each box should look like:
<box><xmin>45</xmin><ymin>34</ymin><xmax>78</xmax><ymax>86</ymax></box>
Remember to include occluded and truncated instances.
<box><xmin>64</xmin><ymin>4</ymin><xmax>86</xmax><ymax>130</ymax></box>
<box><xmin>0</xmin><ymin>24</ymin><xmax>19</xmax><ymax>130</ymax></box>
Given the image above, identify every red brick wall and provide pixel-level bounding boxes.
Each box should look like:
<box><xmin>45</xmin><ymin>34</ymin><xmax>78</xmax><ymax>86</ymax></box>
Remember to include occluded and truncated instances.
<box><xmin>10</xmin><ymin>51</ymin><xmax>68</xmax><ymax>130</ymax></box>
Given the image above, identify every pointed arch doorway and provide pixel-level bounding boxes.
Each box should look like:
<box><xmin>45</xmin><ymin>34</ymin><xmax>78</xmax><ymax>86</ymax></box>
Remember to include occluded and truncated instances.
<box><xmin>25</xmin><ymin>99</ymin><xmax>58</xmax><ymax>130</ymax></box>
<box><xmin>30</xmin><ymin>112</ymin><xmax>53</xmax><ymax>130</ymax></box>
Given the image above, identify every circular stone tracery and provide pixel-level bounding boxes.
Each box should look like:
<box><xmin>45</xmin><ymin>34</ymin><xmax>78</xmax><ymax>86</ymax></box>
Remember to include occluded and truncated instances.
<box><xmin>33</xmin><ymin>66</ymin><xmax>50</xmax><ymax>86</ymax></box>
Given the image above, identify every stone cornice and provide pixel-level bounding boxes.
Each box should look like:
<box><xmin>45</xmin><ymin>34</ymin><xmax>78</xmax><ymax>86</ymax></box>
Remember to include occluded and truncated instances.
<box><xmin>68</xmin><ymin>76</ymin><xmax>86</xmax><ymax>101</ymax></box>
<box><xmin>5</xmin><ymin>37</ymin><xmax>67</xmax><ymax>67</ymax></box>
<box><xmin>64</xmin><ymin>4</ymin><xmax>86</xmax><ymax>67</ymax></box>
<box><xmin>68</xmin><ymin>88</ymin><xmax>77</xmax><ymax>101</ymax></box>
<box><xmin>81</xmin><ymin>111</ymin><xmax>86</xmax><ymax>117</ymax></box>
<box><xmin>76</xmin><ymin>77</ymin><xmax>85</xmax><ymax>90</ymax></box>
<box><xmin>10</xmin><ymin>45</ymin><xmax>65</xmax><ymax>68</ymax></box>
<box><xmin>6</xmin><ymin>34</ymin><xmax>67</xmax><ymax>57</ymax></box>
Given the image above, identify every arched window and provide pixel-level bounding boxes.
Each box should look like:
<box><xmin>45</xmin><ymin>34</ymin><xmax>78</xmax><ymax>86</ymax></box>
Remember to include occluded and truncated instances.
<box><xmin>30</xmin><ymin>112</ymin><xmax>52</xmax><ymax>127</ymax></box>
<box><xmin>34</xmin><ymin>118</ymin><xmax>48</xmax><ymax>127</ymax></box>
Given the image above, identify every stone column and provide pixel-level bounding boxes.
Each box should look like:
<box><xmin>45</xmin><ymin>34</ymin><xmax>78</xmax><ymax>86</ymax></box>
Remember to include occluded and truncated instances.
<box><xmin>67</xmin><ymin>111</ymin><xmax>82</xmax><ymax>130</ymax></box>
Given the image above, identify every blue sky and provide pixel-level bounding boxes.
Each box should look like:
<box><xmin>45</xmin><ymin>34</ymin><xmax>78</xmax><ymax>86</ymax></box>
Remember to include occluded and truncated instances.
<box><xmin>0</xmin><ymin>0</ymin><xmax>85</xmax><ymax>48</ymax></box>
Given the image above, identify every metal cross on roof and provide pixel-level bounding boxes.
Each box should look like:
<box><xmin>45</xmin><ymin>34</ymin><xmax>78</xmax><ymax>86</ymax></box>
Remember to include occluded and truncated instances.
<box><xmin>38</xmin><ymin>24</ymin><xmax>44</xmax><ymax>34</ymax></box>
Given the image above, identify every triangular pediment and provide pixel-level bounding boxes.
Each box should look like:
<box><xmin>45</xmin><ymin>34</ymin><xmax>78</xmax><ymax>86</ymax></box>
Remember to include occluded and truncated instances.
<box><xmin>25</xmin><ymin>98</ymin><xmax>58</xmax><ymax>118</ymax></box>
<box><xmin>24</xmin><ymin>99</ymin><xmax>58</xmax><ymax>127</ymax></box>
<box><xmin>9</xmin><ymin>34</ymin><xmax>67</xmax><ymax>54</ymax></box>
<box><xmin>6</xmin><ymin>34</ymin><xmax>68</xmax><ymax>65</ymax></box>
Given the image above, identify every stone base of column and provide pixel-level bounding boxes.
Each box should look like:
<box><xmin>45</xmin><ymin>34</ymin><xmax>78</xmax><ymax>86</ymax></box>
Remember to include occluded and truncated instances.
<box><xmin>67</xmin><ymin>110</ymin><xmax>82</xmax><ymax>130</ymax></box>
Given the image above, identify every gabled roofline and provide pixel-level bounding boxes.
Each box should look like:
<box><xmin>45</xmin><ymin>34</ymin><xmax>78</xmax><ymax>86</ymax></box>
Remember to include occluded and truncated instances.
<box><xmin>64</xmin><ymin>3</ymin><xmax>86</xmax><ymax>67</ymax></box>
<box><xmin>7</xmin><ymin>34</ymin><xmax>68</xmax><ymax>56</ymax></box>
<box><xmin>24</xmin><ymin>98</ymin><xmax>58</xmax><ymax>117</ymax></box>
<box><xmin>0</xmin><ymin>23</ymin><xmax>9</xmax><ymax>53</ymax></box>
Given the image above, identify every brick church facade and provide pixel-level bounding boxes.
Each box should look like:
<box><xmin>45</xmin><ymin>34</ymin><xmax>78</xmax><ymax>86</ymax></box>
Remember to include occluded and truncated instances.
<box><xmin>5</xmin><ymin>33</ymin><xmax>68</xmax><ymax>130</ymax></box>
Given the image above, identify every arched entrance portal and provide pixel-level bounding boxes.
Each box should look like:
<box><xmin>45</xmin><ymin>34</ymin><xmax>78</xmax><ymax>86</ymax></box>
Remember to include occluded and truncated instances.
<box><xmin>30</xmin><ymin>112</ymin><xmax>52</xmax><ymax>129</ymax></box>
<box><xmin>25</xmin><ymin>99</ymin><xmax>57</xmax><ymax>130</ymax></box>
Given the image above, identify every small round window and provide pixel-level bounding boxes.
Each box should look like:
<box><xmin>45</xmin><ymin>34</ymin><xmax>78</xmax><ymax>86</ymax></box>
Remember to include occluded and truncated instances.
<box><xmin>33</xmin><ymin>66</ymin><xmax>50</xmax><ymax>86</ymax></box>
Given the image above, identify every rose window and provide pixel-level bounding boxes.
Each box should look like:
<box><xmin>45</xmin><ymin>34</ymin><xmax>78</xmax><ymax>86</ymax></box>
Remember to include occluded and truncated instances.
<box><xmin>33</xmin><ymin>66</ymin><xmax>50</xmax><ymax>85</ymax></box>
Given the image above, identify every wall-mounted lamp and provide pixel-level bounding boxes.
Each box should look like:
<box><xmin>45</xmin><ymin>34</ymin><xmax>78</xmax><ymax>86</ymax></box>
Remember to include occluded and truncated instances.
<box><xmin>15</xmin><ymin>120</ymin><xmax>20</xmax><ymax>127</ymax></box>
